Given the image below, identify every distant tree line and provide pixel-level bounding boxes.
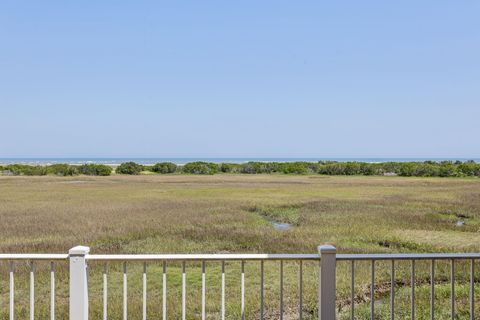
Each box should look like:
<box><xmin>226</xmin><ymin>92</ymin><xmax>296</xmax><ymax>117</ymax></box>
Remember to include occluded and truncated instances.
<box><xmin>0</xmin><ymin>163</ymin><xmax>112</xmax><ymax>176</ymax></box>
<box><xmin>1</xmin><ymin>160</ymin><xmax>479</xmax><ymax>177</ymax></box>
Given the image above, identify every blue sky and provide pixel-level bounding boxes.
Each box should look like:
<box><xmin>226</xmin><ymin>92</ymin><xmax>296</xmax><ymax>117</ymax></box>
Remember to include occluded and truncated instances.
<box><xmin>1</xmin><ymin>1</ymin><xmax>479</xmax><ymax>158</ymax></box>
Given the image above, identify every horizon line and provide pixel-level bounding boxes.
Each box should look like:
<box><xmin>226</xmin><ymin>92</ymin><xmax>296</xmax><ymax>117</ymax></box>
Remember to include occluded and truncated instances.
<box><xmin>1</xmin><ymin>156</ymin><xmax>479</xmax><ymax>160</ymax></box>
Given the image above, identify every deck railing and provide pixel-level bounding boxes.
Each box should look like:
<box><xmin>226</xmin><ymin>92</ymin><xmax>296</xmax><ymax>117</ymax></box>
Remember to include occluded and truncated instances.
<box><xmin>336</xmin><ymin>252</ymin><xmax>480</xmax><ymax>320</ymax></box>
<box><xmin>0</xmin><ymin>253</ymin><xmax>68</xmax><ymax>320</ymax></box>
<box><xmin>0</xmin><ymin>245</ymin><xmax>478</xmax><ymax>320</ymax></box>
<box><xmin>87</xmin><ymin>252</ymin><xmax>319</xmax><ymax>320</ymax></box>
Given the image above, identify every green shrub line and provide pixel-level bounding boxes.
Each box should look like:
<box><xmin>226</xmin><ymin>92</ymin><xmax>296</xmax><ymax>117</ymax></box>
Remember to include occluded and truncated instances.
<box><xmin>0</xmin><ymin>163</ymin><xmax>112</xmax><ymax>176</ymax></box>
<box><xmin>151</xmin><ymin>162</ymin><xmax>177</xmax><ymax>174</ymax></box>
<box><xmin>0</xmin><ymin>160</ymin><xmax>479</xmax><ymax>177</ymax></box>
<box><xmin>116</xmin><ymin>161</ymin><xmax>143</xmax><ymax>175</ymax></box>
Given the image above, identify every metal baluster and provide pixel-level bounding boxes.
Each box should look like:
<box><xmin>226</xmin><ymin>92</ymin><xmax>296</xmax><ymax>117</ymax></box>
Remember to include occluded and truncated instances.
<box><xmin>241</xmin><ymin>260</ymin><xmax>245</xmax><ymax>320</ymax></box>
<box><xmin>163</xmin><ymin>261</ymin><xmax>167</xmax><ymax>320</ymax></box>
<box><xmin>451</xmin><ymin>259</ymin><xmax>455</xmax><ymax>320</ymax></box>
<box><xmin>371</xmin><ymin>260</ymin><xmax>375</xmax><ymax>320</ymax></box>
<box><xmin>51</xmin><ymin>262</ymin><xmax>55</xmax><ymax>320</ymax></box>
<box><xmin>390</xmin><ymin>260</ymin><xmax>395</xmax><ymax>320</ymax></box>
<box><xmin>9</xmin><ymin>262</ymin><xmax>14</xmax><ymax>320</ymax></box>
<box><xmin>430</xmin><ymin>260</ymin><xmax>435</xmax><ymax>320</ymax></box>
<box><xmin>202</xmin><ymin>261</ymin><xmax>206</xmax><ymax>320</ymax></box>
<box><xmin>142</xmin><ymin>262</ymin><xmax>147</xmax><ymax>320</ymax></box>
<box><xmin>470</xmin><ymin>259</ymin><xmax>475</xmax><ymax>320</ymax></box>
<box><xmin>30</xmin><ymin>261</ymin><xmax>35</xmax><ymax>320</ymax></box>
<box><xmin>351</xmin><ymin>260</ymin><xmax>355</xmax><ymax>320</ymax></box>
<box><xmin>221</xmin><ymin>261</ymin><xmax>225</xmax><ymax>320</ymax></box>
<box><xmin>300</xmin><ymin>260</ymin><xmax>303</xmax><ymax>320</ymax></box>
<box><xmin>103</xmin><ymin>264</ymin><xmax>108</xmax><ymax>320</ymax></box>
<box><xmin>260</xmin><ymin>260</ymin><xmax>264</xmax><ymax>320</ymax></box>
<box><xmin>280</xmin><ymin>260</ymin><xmax>284</xmax><ymax>320</ymax></box>
<box><xmin>411</xmin><ymin>260</ymin><xmax>415</xmax><ymax>320</ymax></box>
<box><xmin>182</xmin><ymin>261</ymin><xmax>186</xmax><ymax>320</ymax></box>
<box><xmin>123</xmin><ymin>262</ymin><xmax>128</xmax><ymax>320</ymax></box>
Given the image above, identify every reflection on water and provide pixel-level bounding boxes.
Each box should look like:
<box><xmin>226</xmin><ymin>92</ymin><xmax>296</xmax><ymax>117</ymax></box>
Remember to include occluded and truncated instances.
<box><xmin>272</xmin><ymin>222</ymin><xmax>292</xmax><ymax>230</ymax></box>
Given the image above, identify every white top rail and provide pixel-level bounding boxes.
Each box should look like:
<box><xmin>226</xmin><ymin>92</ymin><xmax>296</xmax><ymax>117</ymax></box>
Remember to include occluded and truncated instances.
<box><xmin>1</xmin><ymin>252</ymin><xmax>480</xmax><ymax>261</ymax></box>
<box><xmin>337</xmin><ymin>253</ymin><xmax>480</xmax><ymax>260</ymax></box>
<box><xmin>86</xmin><ymin>253</ymin><xmax>320</xmax><ymax>261</ymax></box>
<box><xmin>0</xmin><ymin>254</ymin><xmax>69</xmax><ymax>260</ymax></box>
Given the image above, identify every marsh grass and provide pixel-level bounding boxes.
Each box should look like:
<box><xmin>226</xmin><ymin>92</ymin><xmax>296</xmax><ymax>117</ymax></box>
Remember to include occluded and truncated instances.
<box><xmin>0</xmin><ymin>175</ymin><xmax>479</xmax><ymax>318</ymax></box>
<box><xmin>248</xmin><ymin>205</ymin><xmax>301</xmax><ymax>225</ymax></box>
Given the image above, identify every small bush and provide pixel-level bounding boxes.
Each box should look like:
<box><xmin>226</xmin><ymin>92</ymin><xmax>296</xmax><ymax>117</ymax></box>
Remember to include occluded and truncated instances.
<box><xmin>360</xmin><ymin>163</ymin><xmax>380</xmax><ymax>175</ymax></box>
<box><xmin>182</xmin><ymin>162</ymin><xmax>218</xmax><ymax>175</ymax></box>
<box><xmin>116</xmin><ymin>162</ymin><xmax>143</xmax><ymax>175</ymax></box>
<box><xmin>239</xmin><ymin>162</ymin><xmax>279</xmax><ymax>174</ymax></box>
<box><xmin>4</xmin><ymin>164</ymin><xmax>47</xmax><ymax>176</ymax></box>
<box><xmin>317</xmin><ymin>161</ymin><xmax>396</xmax><ymax>176</ymax></box>
<box><xmin>279</xmin><ymin>162</ymin><xmax>311</xmax><ymax>174</ymax></box>
<box><xmin>151</xmin><ymin>162</ymin><xmax>177</xmax><ymax>174</ymax></box>
<box><xmin>47</xmin><ymin>164</ymin><xmax>78</xmax><ymax>176</ymax></box>
<box><xmin>458</xmin><ymin>162</ymin><xmax>480</xmax><ymax>177</ymax></box>
<box><xmin>219</xmin><ymin>163</ymin><xmax>241</xmax><ymax>173</ymax></box>
<box><xmin>380</xmin><ymin>162</ymin><xmax>401</xmax><ymax>175</ymax></box>
<box><xmin>78</xmin><ymin>164</ymin><xmax>112</xmax><ymax>176</ymax></box>
<box><xmin>398</xmin><ymin>163</ymin><xmax>416</xmax><ymax>176</ymax></box>
<box><xmin>318</xmin><ymin>162</ymin><xmax>346</xmax><ymax>175</ymax></box>
<box><xmin>438</xmin><ymin>162</ymin><xmax>458</xmax><ymax>177</ymax></box>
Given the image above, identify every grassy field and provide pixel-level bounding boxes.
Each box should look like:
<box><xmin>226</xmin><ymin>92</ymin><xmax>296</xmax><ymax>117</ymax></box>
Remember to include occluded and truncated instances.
<box><xmin>0</xmin><ymin>174</ymin><xmax>479</xmax><ymax>319</ymax></box>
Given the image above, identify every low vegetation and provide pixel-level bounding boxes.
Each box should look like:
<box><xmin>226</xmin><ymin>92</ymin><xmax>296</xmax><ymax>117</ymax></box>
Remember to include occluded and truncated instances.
<box><xmin>0</xmin><ymin>163</ymin><xmax>112</xmax><ymax>176</ymax></box>
<box><xmin>77</xmin><ymin>164</ymin><xmax>112</xmax><ymax>176</ymax></box>
<box><xmin>151</xmin><ymin>162</ymin><xmax>177</xmax><ymax>174</ymax></box>
<box><xmin>115</xmin><ymin>161</ymin><xmax>144</xmax><ymax>175</ymax></box>
<box><xmin>182</xmin><ymin>161</ymin><xmax>219</xmax><ymax>175</ymax></box>
<box><xmin>1</xmin><ymin>160</ymin><xmax>479</xmax><ymax>177</ymax></box>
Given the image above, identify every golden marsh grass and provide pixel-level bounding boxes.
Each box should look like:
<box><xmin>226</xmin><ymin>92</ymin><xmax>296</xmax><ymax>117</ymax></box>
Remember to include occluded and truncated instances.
<box><xmin>0</xmin><ymin>174</ymin><xmax>479</xmax><ymax>319</ymax></box>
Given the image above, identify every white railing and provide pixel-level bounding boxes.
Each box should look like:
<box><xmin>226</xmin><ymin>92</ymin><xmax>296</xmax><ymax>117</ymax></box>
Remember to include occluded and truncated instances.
<box><xmin>0</xmin><ymin>245</ymin><xmax>478</xmax><ymax>320</ymax></box>
<box><xmin>0</xmin><ymin>253</ymin><xmax>68</xmax><ymax>320</ymax></box>
<box><xmin>87</xmin><ymin>251</ymin><xmax>321</xmax><ymax>320</ymax></box>
<box><xmin>336</xmin><ymin>252</ymin><xmax>479</xmax><ymax>320</ymax></box>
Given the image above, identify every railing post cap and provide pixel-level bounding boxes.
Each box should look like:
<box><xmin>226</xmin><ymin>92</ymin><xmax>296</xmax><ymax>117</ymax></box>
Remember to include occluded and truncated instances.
<box><xmin>318</xmin><ymin>244</ymin><xmax>336</xmax><ymax>254</ymax></box>
<box><xmin>69</xmin><ymin>245</ymin><xmax>90</xmax><ymax>255</ymax></box>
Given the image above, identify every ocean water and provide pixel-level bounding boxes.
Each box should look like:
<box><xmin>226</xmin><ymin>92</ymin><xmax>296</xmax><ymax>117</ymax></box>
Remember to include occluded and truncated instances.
<box><xmin>0</xmin><ymin>158</ymin><xmax>478</xmax><ymax>165</ymax></box>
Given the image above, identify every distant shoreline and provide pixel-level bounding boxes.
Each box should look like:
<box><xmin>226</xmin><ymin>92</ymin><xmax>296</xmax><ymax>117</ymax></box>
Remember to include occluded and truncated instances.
<box><xmin>1</xmin><ymin>157</ymin><xmax>479</xmax><ymax>166</ymax></box>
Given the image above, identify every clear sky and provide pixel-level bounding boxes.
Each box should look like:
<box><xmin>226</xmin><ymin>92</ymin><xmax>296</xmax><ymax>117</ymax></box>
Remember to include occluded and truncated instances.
<box><xmin>1</xmin><ymin>1</ymin><xmax>479</xmax><ymax>158</ymax></box>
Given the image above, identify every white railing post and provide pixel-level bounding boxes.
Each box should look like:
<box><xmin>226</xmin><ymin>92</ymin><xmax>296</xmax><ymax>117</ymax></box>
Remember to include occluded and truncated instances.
<box><xmin>319</xmin><ymin>244</ymin><xmax>336</xmax><ymax>320</ymax></box>
<box><xmin>69</xmin><ymin>246</ymin><xmax>90</xmax><ymax>320</ymax></box>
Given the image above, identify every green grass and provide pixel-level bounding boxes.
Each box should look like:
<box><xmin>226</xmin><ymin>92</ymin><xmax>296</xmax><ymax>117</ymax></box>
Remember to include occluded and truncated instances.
<box><xmin>0</xmin><ymin>174</ymin><xmax>479</xmax><ymax>319</ymax></box>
